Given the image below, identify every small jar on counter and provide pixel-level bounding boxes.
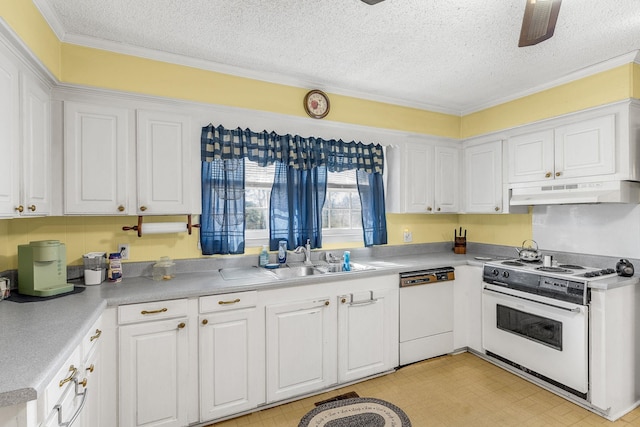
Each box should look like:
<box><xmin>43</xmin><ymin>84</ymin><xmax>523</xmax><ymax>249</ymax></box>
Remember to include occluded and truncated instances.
<box><xmin>153</xmin><ymin>256</ymin><xmax>175</xmax><ymax>281</ymax></box>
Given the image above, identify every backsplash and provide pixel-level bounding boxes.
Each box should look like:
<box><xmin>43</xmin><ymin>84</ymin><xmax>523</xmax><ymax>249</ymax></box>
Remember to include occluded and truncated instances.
<box><xmin>533</xmin><ymin>204</ymin><xmax>640</xmax><ymax>258</ymax></box>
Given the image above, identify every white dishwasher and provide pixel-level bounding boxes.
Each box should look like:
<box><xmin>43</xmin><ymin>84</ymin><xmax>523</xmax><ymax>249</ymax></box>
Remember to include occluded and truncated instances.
<box><xmin>399</xmin><ymin>267</ymin><xmax>455</xmax><ymax>366</ymax></box>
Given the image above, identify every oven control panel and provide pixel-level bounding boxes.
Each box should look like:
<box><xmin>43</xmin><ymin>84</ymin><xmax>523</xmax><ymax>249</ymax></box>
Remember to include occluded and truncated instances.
<box><xmin>539</xmin><ymin>277</ymin><xmax>585</xmax><ymax>294</ymax></box>
<box><xmin>482</xmin><ymin>264</ymin><xmax>588</xmax><ymax>304</ymax></box>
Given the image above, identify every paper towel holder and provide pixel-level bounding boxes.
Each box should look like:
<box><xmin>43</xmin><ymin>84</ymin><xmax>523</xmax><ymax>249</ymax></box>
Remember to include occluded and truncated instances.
<box><xmin>122</xmin><ymin>215</ymin><xmax>200</xmax><ymax>237</ymax></box>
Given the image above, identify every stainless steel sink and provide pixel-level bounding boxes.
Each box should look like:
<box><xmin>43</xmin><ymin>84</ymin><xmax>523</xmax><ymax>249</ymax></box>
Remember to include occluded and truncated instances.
<box><xmin>269</xmin><ymin>265</ymin><xmax>324</xmax><ymax>279</ymax></box>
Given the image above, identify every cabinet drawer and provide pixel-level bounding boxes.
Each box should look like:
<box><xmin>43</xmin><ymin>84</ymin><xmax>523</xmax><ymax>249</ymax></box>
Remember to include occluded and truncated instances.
<box><xmin>118</xmin><ymin>298</ymin><xmax>188</xmax><ymax>324</ymax></box>
<box><xmin>200</xmin><ymin>291</ymin><xmax>258</xmax><ymax>313</ymax></box>
<box><xmin>43</xmin><ymin>346</ymin><xmax>81</xmax><ymax>416</ymax></box>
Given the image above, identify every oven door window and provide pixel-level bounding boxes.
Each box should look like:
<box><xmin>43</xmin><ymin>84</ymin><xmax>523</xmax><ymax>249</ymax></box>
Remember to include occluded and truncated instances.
<box><xmin>496</xmin><ymin>304</ymin><xmax>562</xmax><ymax>351</ymax></box>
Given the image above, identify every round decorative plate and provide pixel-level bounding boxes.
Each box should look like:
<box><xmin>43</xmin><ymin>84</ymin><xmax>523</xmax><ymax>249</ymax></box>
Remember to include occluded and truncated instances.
<box><xmin>303</xmin><ymin>90</ymin><xmax>330</xmax><ymax>119</ymax></box>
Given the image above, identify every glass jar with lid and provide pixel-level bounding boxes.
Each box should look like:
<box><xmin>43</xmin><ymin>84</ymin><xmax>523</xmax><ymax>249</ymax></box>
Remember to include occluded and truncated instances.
<box><xmin>152</xmin><ymin>256</ymin><xmax>175</xmax><ymax>281</ymax></box>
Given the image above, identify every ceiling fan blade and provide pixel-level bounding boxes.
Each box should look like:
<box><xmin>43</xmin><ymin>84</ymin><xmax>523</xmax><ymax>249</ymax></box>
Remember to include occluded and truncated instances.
<box><xmin>518</xmin><ymin>0</ymin><xmax>562</xmax><ymax>47</ymax></box>
<box><xmin>361</xmin><ymin>0</ymin><xmax>385</xmax><ymax>4</ymax></box>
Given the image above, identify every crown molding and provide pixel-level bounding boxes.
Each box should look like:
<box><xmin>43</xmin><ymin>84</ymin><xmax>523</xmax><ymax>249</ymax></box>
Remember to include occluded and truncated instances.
<box><xmin>462</xmin><ymin>50</ymin><xmax>640</xmax><ymax>115</ymax></box>
<box><xmin>61</xmin><ymin>32</ymin><xmax>462</xmax><ymax>116</ymax></box>
<box><xmin>32</xmin><ymin>0</ymin><xmax>67</xmax><ymax>41</ymax></box>
<box><xmin>18</xmin><ymin>1</ymin><xmax>640</xmax><ymax>118</ymax></box>
<box><xmin>0</xmin><ymin>19</ymin><xmax>57</xmax><ymax>86</ymax></box>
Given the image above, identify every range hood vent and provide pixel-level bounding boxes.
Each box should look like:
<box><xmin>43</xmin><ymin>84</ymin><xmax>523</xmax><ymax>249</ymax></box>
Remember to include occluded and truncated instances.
<box><xmin>510</xmin><ymin>181</ymin><xmax>640</xmax><ymax>206</ymax></box>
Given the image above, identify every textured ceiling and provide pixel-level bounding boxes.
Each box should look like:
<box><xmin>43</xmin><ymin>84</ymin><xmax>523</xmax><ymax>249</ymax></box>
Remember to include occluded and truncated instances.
<box><xmin>35</xmin><ymin>0</ymin><xmax>640</xmax><ymax>114</ymax></box>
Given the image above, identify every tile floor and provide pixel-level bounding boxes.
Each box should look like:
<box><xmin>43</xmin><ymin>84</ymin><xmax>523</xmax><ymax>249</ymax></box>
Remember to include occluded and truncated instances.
<box><xmin>208</xmin><ymin>352</ymin><xmax>640</xmax><ymax>426</ymax></box>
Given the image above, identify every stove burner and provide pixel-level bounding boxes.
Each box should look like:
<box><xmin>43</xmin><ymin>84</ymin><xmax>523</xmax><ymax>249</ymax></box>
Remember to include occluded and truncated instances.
<box><xmin>558</xmin><ymin>264</ymin><xmax>585</xmax><ymax>269</ymax></box>
<box><xmin>502</xmin><ymin>261</ymin><xmax>524</xmax><ymax>266</ymax></box>
<box><xmin>536</xmin><ymin>266</ymin><xmax>572</xmax><ymax>273</ymax></box>
<box><xmin>583</xmin><ymin>268</ymin><xmax>616</xmax><ymax>278</ymax></box>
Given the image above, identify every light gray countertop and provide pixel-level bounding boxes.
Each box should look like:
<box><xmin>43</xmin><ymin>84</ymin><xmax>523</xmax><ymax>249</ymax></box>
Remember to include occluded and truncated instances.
<box><xmin>0</xmin><ymin>247</ymin><xmax>636</xmax><ymax>408</ymax></box>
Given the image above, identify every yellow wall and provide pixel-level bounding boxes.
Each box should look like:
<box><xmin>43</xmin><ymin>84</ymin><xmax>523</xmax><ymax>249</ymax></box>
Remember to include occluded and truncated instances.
<box><xmin>60</xmin><ymin>44</ymin><xmax>461</xmax><ymax>138</ymax></box>
<box><xmin>0</xmin><ymin>0</ymin><xmax>61</xmax><ymax>78</ymax></box>
<box><xmin>2</xmin><ymin>217</ymin><xmax>201</xmax><ymax>270</ymax></box>
<box><xmin>634</xmin><ymin>63</ymin><xmax>640</xmax><ymax>99</ymax></box>
<box><xmin>461</xmin><ymin>64</ymin><xmax>635</xmax><ymax>138</ymax></box>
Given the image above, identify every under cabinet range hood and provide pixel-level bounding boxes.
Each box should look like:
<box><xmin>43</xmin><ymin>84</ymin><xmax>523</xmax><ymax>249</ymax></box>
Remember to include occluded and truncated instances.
<box><xmin>509</xmin><ymin>180</ymin><xmax>640</xmax><ymax>206</ymax></box>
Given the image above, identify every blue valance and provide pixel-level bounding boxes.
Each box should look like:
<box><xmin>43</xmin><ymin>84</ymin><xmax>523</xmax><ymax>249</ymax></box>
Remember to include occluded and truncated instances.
<box><xmin>201</xmin><ymin>124</ymin><xmax>384</xmax><ymax>175</ymax></box>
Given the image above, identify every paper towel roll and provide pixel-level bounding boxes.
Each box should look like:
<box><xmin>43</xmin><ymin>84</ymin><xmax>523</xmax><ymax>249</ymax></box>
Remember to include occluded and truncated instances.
<box><xmin>140</xmin><ymin>222</ymin><xmax>188</xmax><ymax>235</ymax></box>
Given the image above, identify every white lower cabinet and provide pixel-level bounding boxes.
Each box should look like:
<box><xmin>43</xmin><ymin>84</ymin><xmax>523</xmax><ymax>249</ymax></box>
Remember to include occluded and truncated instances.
<box><xmin>453</xmin><ymin>265</ymin><xmax>483</xmax><ymax>353</ymax></box>
<box><xmin>266</xmin><ymin>296</ymin><xmax>337</xmax><ymax>403</ymax></box>
<box><xmin>263</xmin><ymin>275</ymin><xmax>398</xmax><ymax>404</ymax></box>
<box><xmin>118</xmin><ymin>300</ymin><xmax>192</xmax><ymax>427</ymax></box>
<box><xmin>199</xmin><ymin>292</ymin><xmax>264</xmax><ymax>422</ymax></box>
<box><xmin>337</xmin><ymin>289</ymin><xmax>395</xmax><ymax>383</ymax></box>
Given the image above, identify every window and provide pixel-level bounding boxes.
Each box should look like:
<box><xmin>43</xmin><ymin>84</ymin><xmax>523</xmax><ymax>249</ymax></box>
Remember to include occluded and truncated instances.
<box><xmin>245</xmin><ymin>161</ymin><xmax>274</xmax><ymax>233</ymax></box>
<box><xmin>244</xmin><ymin>160</ymin><xmax>363</xmax><ymax>244</ymax></box>
<box><xmin>322</xmin><ymin>170</ymin><xmax>363</xmax><ymax>241</ymax></box>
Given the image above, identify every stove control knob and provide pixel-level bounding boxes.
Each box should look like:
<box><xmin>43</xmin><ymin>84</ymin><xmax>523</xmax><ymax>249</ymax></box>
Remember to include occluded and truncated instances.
<box><xmin>492</xmin><ymin>269</ymin><xmax>499</xmax><ymax>276</ymax></box>
<box><xmin>502</xmin><ymin>271</ymin><xmax>510</xmax><ymax>278</ymax></box>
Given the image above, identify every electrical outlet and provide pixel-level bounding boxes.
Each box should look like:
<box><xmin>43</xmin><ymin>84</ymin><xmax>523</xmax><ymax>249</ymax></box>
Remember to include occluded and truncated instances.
<box><xmin>403</xmin><ymin>229</ymin><xmax>412</xmax><ymax>243</ymax></box>
<box><xmin>119</xmin><ymin>243</ymin><xmax>130</xmax><ymax>260</ymax></box>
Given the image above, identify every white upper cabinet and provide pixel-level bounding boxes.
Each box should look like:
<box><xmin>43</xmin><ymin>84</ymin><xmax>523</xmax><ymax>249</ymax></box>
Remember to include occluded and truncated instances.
<box><xmin>136</xmin><ymin>110</ymin><xmax>195</xmax><ymax>215</ymax></box>
<box><xmin>434</xmin><ymin>145</ymin><xmax>460</xmax><ymax>213</ymax></box>
<box><xmin>403</xmin><ymin>142</ymin><xmax>434</xmax><ymax>213</ymax></box>
<box><xmin>554</xmin><ymin>115</ymin><xmax>615</xmax><ymax>180</ymax></box>
<box><xmin>508</xmin><ymin>114</ymin><xmax>615</xmax><ymax>184</ymax></box>
<box><xmin>389</xmin><ymin>141</ymin><xmax>460</xmax><ymax>214</ymax></box>
<box><xmin>464</xmin><ymin>140</ymin><xmax>503</xmax><ymax>213</ymax></box>
<box><xmin>508</xmin><ymin>129</ymin><xmax>554</xmax><ymax>184</ymax></box>
<box><xmin>0</xmin><ymin>44</ymin><xmax>51</xmax><ymax>218</ymax></box>
<box><xmin>64</xmin><ymin>103</ymin><xmax>200</xmax><ymax>215</ymax></box>
<box><xmin>64</xmin><ymin>101</ymin><xmax>129</xmax><ymax>214</ymax></box>
<box><xmin>0</xmin><ymin>46</ymin><xmax>19</xmax><ymax>217</ymax></box>
<box><xmin>20</xmin><ymin>73</ymin><xmax>52</xmax><ymax>216</ymax></box>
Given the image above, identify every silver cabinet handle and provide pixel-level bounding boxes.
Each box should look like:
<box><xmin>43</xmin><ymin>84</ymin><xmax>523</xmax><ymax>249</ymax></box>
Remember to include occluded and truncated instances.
<box><xmin>55</xmin><ymin>380</ymin><xmax>89</xmax><ymax>427</ymax></box>
<box><xmin>348</xmin><ymin>299</ymin><xmax>378</xmax><ymax>307</ymax></box>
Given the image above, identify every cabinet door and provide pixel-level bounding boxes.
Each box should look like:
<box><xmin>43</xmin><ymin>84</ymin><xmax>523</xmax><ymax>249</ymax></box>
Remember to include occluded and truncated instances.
<box><xmin>434</xmin><ymin>145</ymin><xmax>459</xmax><ymax>213</ymax></box>
<box><xmin>64</xmin><ymin>102</ymin><xmax>129</xmax><ymax>214</ymax></box>
<box><xmin>508</xmin><ymin>129</ymin><xmax>554</xmax><ymax>183</ymax></box>
<box><xmin>119</xmin><ymin>318</ymin><xmax>189</xmax><ymax>427</ymax></box>
<box><xmin>199</xmin><ymin>307</ymin><xmax>264</xmax><ymax>422</ymax></box>
<box><xmin>404</xmin><ymin>143</ymin><xmax>434</xmax><ymax>213</ymax></box>
<box><xmin>136</xmin><ymin>110</ymin><xmax>194</xmax><ymax>214</ymax></box>
<box><xmin>337</xmin><ymin>289</ymin><xmax>393</xmax><ymax>383</ymax></box>
<box><xmin>554</xmin><ymin>114</ymin><xmax>615</xmax><ymax>180</ymax></box>
<box><xmin>266</xmin><ymin>297</ymin><xmax>337</xmax><ymax>403</ymax></box>
<box><xmin>0</xmin><ymin>47</ymin><xmax>19</xmax><ymax>217</ymax></box>
<box><xmin>80</xmin><ymin>342</ymin><xmax>101</xmax><ymax>427</ymax></box>
<box><xmin>20</xmin><ymin>73</ymin><xmax>51</xmax><ymax>216</ymax></box>
<box><xmin>453</xmin><ymin>265</ymin><xmax>483</xmax><ymax>353</ymax></box>
<box><xmin>464</xmin><ymin>141</ymin><xmax>502</xmax><ymax>213</ymax></box>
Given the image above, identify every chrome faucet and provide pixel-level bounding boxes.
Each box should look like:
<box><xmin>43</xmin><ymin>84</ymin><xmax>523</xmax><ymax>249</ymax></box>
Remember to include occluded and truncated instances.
<box><xmin>294</xmin><ymin>239</ymin><xmax>312</xmax><ymax>265</ymax></box>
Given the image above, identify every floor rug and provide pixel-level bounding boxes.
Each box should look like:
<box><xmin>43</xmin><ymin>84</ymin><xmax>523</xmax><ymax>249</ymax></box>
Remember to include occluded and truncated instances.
<box><xmin>314</xmin><ymin>391</ymin><xmax>360</xmax><ymax>406</ymax></box>
<box><xmin>299</xmin><ymin>397</ymin><xmax>412</xmax><ymax>427</ymax></box>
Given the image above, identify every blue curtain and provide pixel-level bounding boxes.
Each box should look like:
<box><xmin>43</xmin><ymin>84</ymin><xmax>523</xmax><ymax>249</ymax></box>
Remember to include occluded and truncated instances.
<box><xmin>270</xmin><ymin>162</ymin><xmax>327</xmax><ymax>250</ymax></box>
<box><xmin>200</xmin><ymin>124</ymin><xmax>388</xmax><ymax>254</ymax></box>
<box><xmin>357</xmin><ymin>169</ymin><xmax>388</xmax><ymax>247</ymax></box>
<box><xmin>200</xmin><ymin>158</ymin><xmax>245</xmax><ymax>255</ymax></box>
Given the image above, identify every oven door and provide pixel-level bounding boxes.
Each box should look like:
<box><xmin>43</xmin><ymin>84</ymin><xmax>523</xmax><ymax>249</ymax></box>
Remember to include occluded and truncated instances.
<box><xmin>482</xmin><ymin>283</ymin><xmax>588</xmax><ymax>395</ymax></box>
